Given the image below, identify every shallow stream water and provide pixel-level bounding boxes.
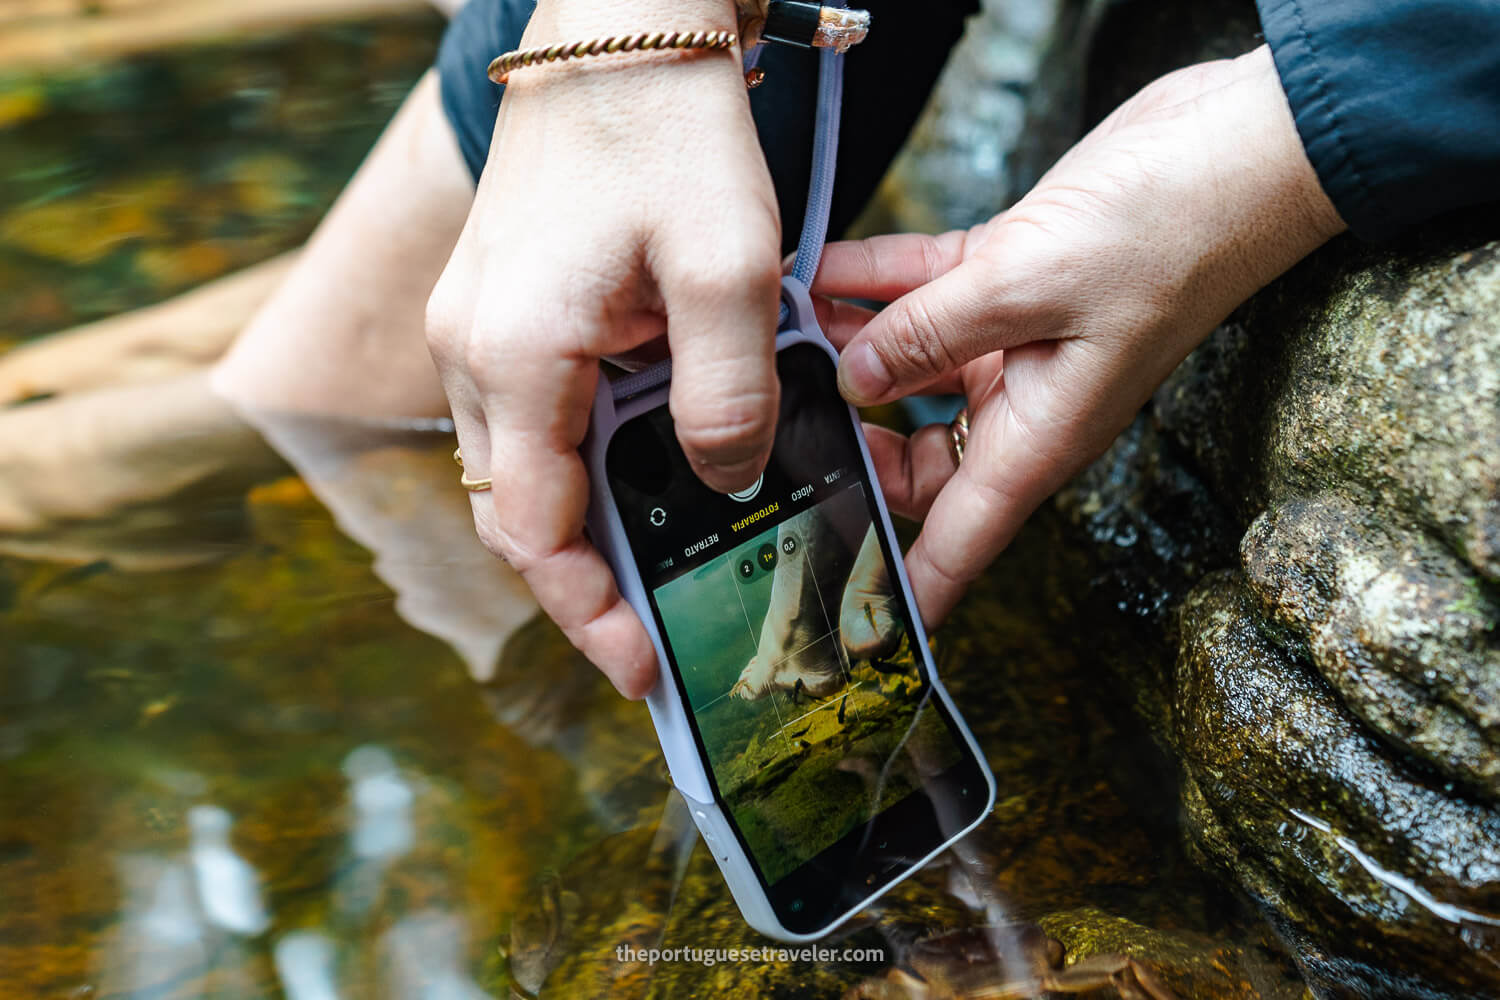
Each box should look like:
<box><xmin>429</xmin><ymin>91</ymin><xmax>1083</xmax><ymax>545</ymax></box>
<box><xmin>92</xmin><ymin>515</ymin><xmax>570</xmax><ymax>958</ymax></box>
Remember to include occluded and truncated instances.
<box><xmin>0</xmin><ymin>12</ymin><xmax>1310</xmax><ymax>998</ymax></box>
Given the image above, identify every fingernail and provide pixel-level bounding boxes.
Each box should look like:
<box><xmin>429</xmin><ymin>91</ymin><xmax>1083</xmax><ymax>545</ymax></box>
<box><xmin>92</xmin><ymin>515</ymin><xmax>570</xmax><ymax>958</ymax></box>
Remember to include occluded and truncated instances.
<box><xmin>838</xmin><ymin>342</ymin><xmax>892</xmax><ymax>404</ymax></box>
<box><xmin>700</xmin><ymin>453</ymin><xmax>767</xmax><ymax>491</ymax></box>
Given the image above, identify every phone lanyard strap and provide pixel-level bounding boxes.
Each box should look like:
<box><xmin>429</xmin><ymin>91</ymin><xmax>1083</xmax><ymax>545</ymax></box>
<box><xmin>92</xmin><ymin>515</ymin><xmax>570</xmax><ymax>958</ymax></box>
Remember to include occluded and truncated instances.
<box><xmin>611</xmin><ymin>11</ymin><xmax>854</xmax><ymax>403</ymax></box>
<box><xmin>773</xmin><ymin>5</ymin><xmax>848</xmax><ymax>327</ymax></box>
<box><xmin>790</xmin><ymin>40</ymin><xmax>846</xmax><ymax>286</ymax></box>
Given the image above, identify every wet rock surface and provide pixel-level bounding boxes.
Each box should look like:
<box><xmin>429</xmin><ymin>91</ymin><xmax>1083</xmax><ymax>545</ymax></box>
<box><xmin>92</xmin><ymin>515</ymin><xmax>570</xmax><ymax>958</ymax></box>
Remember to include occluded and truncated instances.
<box><xmin>1175</xmin><ymin>575</ymin><xmax>1500</xmax><ymax>1000</ymax></box>
<box><xmin>848</xmin><ymin>0</ymin><xmax>1101</xmax><ymax>238</ymax></box>
<box><xmin>1043</xmin><ymin>2</ymin><xmax>1500</xmax><ymax>992</ymax></box>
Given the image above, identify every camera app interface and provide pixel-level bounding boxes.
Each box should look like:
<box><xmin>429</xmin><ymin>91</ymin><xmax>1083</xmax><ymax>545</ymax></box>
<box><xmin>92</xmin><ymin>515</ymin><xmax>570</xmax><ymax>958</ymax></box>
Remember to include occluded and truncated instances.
<box><xmin>605</xmin><ymin>344</ymin><xmax>969</xmax><ymax>888</ymax></box>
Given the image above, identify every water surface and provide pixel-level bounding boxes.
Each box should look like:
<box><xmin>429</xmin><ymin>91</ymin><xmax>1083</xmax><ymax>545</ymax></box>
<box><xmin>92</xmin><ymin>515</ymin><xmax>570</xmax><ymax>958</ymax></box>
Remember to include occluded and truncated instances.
<box><xmin>0</xmin><ymin>13</ymin><xmax>1309</xmax><ymax>998</ymax></box>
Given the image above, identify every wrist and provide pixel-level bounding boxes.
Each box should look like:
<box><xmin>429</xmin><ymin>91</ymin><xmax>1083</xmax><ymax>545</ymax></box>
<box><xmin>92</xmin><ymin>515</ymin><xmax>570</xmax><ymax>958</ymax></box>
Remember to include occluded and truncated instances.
<box><xmin>1189</xmin><ymin>46</ymin><xmax>1346</xmax><ymax>298</ymax></box>
<box><xmin>526</xmin><ymin>0</ymin><xmax>739</xmax><ymax>40</ymax></box>
<box><xmin>1232</xmin><ymin>46</ymin><xmax>1344</xmax><ymax>240</ymax></box>
<box><xmin>1245</xmin><ymin>46</ymin><xmax>1346</xmax><ymax>248</ymax></box>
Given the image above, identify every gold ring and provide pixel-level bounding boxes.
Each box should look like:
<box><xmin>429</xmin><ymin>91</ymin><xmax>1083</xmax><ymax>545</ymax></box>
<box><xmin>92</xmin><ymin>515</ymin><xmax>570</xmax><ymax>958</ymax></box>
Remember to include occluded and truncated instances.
<box><xmin>948</xmin><ymin>407</ymin><xmax>969</xmax><ymax>466</ymax></box>
<box><xmin>453</xmin><ymin>447</ymin><xmax>493</xmax><ymax>492</ymax></box>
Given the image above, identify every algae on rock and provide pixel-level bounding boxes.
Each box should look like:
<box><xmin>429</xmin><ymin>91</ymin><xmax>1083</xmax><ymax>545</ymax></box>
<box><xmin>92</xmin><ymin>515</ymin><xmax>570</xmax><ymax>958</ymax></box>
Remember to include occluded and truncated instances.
<box><xmin>1055</xmin><ymin>191</ymin><xmax>1500</xmax><ymax>1000</ymax></box>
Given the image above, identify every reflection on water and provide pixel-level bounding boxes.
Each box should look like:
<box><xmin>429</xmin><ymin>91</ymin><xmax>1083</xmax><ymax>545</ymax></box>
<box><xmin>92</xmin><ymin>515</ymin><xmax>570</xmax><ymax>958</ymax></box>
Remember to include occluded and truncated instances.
<box><xmin>0</xmin><ymin>408</ymin><xmax>1309</xmax><ymax>998</ymax></box>
<box><xmin>111</xmin><ymin>854</ymin><xmax>206</xmax><ymax>995</ymax></box>
<box><xmin>274</xmin><ymin>931</ymin><xmax>340</xmax><ymax>1000</ymax></box>
<box><xmin>188</xmin><ymin>805</ymin><xmax>271</xmax><ymax>936</ymax></box>
<box><xmin>0</xmin><ymin>12</ymin><xmax>445</xmax><ymax>343</ymax></box>
<box><xmin>0</xmin><ymin>9</ymin><xmax>1311</xmax><ymax>1000</ymax></box>
<box><xmin>344</xmin><ymin>745</ymin><xmax>414</xmax><ymax>864</ymax></box>
<box><xmin>243</xmin><ymin>412</ymin><xmax>538</xmax><ymax>683</ymax></box>
<box><xmin>385</xmin><ymin>910</ymin><xmax>491</xmax><ymax>1000</ymax></box>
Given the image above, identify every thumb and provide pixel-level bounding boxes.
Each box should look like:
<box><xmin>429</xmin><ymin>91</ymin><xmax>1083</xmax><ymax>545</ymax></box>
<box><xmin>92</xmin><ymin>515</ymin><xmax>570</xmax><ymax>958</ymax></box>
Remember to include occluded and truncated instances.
<box><xmin>835</xmin><ymin>262</ymin><xmax>1005</xmax><ymax>405</ymax></box>
<box><xmin>813</xmin><ymin>233</ymin><xmax>985</xmax><ymax>404</ymax></box>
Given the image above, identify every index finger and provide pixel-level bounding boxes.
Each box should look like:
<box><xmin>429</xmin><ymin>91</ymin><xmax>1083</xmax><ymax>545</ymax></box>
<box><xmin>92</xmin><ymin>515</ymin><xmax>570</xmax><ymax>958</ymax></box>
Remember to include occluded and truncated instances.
<box><xmin>813</xmin><ymin>231</ymin><xmax>974</xmax><ymax>302</ymax></box>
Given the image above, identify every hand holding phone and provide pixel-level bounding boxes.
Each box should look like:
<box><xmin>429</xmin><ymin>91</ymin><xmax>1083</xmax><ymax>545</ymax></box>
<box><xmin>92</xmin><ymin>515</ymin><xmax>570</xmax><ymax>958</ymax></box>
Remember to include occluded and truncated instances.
<box><xmin>583</xmin><ymin>278</ymin><xmax>995</xmax><ymax>940</ymax></box>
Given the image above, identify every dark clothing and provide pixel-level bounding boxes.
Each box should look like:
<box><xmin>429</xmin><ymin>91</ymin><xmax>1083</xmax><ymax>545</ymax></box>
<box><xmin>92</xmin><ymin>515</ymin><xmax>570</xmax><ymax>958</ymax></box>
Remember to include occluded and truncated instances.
<box><xmin>439</xmin><ymin>0</ymin><xmax>1500</xmax><ymax>245</ymax></box>
<box><xmin>1255</xmin><ymin>0</ymin><xmax>1500</xmax><ymax>241</ymax></box>
<box><xmin>436</xmin><ymin>0</ymin><xmax>977</xmax><ymax>254</ymax></box>
<box><xmin>436</xmin><ymin>0</ymin><xmax>533</xmax><ymax>184</ymax></box>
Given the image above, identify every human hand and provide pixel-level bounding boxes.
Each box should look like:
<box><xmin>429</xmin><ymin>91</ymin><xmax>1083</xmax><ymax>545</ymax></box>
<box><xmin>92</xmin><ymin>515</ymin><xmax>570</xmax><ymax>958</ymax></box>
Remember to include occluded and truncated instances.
<box><xmin>425</xmin><ymin>0</ymin><xmax>782</xmax><ymax>698</ymax></box>
<box><xmin>812</xmin><ymin>45</ymin><xmax>1345</xmax><ymax>626</ymax></box>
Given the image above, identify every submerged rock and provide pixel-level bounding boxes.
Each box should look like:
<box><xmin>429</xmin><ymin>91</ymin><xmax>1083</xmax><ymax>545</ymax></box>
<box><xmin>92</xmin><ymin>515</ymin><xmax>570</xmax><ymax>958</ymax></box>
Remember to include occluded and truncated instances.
<box><xmin>1038</xmin><ymin>907</ymin><xmax>1309</xmax><ymax>1000</ymax></box>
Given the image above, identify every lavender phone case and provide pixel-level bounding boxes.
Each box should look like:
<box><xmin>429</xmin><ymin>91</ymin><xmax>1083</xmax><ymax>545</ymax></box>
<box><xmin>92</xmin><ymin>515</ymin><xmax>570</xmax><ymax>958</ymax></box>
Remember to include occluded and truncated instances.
<box><xmin>580</xmin><ymin>277</ymin><xmax>996</xmax><ymax>941</ymax></box>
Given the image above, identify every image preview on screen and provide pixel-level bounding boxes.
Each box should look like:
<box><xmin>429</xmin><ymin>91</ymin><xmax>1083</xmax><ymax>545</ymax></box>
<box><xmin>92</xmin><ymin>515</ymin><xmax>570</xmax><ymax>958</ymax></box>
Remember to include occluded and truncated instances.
<box><xmin>604</xmin><ymin>343</ymin><xmax>973</xmax><ymax>889</ymax></box>
<box><xmin>652</xmin><ymin>484</ymin><xmax>963</xmax><ymax>884</ymax></box>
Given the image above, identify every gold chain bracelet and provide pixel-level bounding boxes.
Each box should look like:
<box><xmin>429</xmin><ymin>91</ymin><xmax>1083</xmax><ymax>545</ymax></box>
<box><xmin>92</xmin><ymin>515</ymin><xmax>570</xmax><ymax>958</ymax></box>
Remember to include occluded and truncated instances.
<box><xmin>487</xmin><ymin>30</ymin><xmax>738</xmax><ymax>85</ymax></box>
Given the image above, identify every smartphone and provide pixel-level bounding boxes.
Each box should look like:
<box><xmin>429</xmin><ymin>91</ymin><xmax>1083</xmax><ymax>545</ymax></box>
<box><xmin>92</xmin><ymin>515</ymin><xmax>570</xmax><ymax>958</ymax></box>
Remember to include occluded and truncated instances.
<box><xmin>582</xmin><ymin>278</ymin><xmax>995</xmax><ymax>941</ymax></box>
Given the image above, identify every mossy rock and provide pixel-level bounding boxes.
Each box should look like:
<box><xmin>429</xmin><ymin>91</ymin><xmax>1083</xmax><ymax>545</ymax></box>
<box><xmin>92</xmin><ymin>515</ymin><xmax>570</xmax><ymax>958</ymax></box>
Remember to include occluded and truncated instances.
<box><xmin>1048</xmin><ymin>2</ymin><xmax>1500</xmax><ymax>993</ymax></box>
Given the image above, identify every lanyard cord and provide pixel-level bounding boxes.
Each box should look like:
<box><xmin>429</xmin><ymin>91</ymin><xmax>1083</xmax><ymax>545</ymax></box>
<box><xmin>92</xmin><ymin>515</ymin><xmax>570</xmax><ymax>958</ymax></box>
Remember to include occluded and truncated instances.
<box><xmin>777</xmin><ymin>10</ymin><xmax>847</xmax><ymax>327</ymax></box>
<box><xmin>789</xmin><ymin>41</ymin><xmax>845</xmax><ymax>287</ymax></box>
<box><xmin>612</xmin><ymin>15</ymin><xmax>850</xmax><ymax>402</ymax></box>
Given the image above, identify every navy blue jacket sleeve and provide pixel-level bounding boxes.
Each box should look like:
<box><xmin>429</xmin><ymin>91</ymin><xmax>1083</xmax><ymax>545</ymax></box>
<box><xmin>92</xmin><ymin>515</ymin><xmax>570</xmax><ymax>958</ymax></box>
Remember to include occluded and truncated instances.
<box><xmin>1256</xmin><ymin>0</ymin><xmax>1500</xmax><ymax>241</ymax></box>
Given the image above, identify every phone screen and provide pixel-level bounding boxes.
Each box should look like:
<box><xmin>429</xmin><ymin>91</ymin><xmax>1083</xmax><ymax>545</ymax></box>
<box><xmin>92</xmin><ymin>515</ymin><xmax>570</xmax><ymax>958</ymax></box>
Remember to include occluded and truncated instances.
<box><xmin>604</xmin><ymin>342</ymin><xmax>989</xmax><ymax>931</ymax></box>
